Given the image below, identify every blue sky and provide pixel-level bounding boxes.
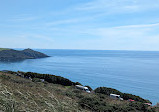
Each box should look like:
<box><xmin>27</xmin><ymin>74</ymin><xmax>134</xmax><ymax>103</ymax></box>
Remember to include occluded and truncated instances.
<box><xmin>1</xmin><ymin>0</ymin><xmax>159</xmax><ymax>50</ymax></box>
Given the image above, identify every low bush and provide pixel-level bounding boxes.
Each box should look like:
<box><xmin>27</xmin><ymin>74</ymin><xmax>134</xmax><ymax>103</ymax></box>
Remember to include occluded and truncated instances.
<box><xmin>74</xmin><ymin>82</ymin><xmax>82</xmax><ymax>85</ymax></box>
<box><xmin>24</xmin><ymin>72</ymin><xmax>74</xmax><ymax>86</ymax></box>
<box><xmin>0</xmin><ymin>74</ymin><xmax>11</xmax><ymax>80</ymax></box>
<box><xmin>122</xmin><ymin>93</ymin><xmax>151</xmax><ymax>103</ymax></box>
<box><xmin>85</xmin><ymin>85</ymin><xmax>92</xmax><ymax>91</ymax></box>
<box><xmin>79</xmin><ymin>96</ymin><xmax>153</xmax><ymax>112</ymax></box>
<box><xmin>32</xmin><ymin>78</ymin><xmax>41</xmax><ymax>82</ymax></box>
<box><xmin>94</xmin><ymin>87</ymin><xmax>151</xmax><ymax>103</ymax></box>
<box><xmin>94</xmin><ymin>87</ymin><xmax>122</xmax><ymax>95</ymax></box>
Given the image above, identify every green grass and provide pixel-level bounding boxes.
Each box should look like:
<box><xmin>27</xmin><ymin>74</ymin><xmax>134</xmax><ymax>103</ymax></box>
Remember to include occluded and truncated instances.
<box><xmin>0</xmin><ymin>48</ymin><xmax>10</xmax><ymax>51</ymax></box>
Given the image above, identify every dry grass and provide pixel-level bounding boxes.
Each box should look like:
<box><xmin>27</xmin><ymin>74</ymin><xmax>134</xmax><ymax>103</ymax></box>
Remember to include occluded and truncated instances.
<box><xmin>0</xmin><ymin>72</ymin><xmax>88</xmax><ymax>112</ymax></box>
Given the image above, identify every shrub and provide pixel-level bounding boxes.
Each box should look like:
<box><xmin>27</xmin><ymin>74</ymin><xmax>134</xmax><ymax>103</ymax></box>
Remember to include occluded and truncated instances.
<box><xmin>24</xmin><ymin>72</ymin><xmax>74</xmax><ymax>86</ymax></box>
<box><xmin>79</xmin><ymin>96</ymin><xmax>102</xmax><ymax>111</ymax></box>
<box><xmin>94</xmin><ymin>87</ymin><xmax>122</xmax><ymax>95</ymax></box>
<box><xmin>85</xmin><ymin>85</ymin><xmax>92</xmax><ymax>91</ymax></box>
<box><xmin>32</xmin><ymin>78</ymin><xmax>41</xmax><ymax>82</ymax></box>
<box><xmin>73</xmin><ymin>82</ymin><xmax>82</xmax><ymax>85</ymax></box>
<box><xmin>79</xmin><ymin>96</ymin><xmax>152</xmax><ymax>112</ymax></box>
<box><xmin>0</xmin><ymin>74</ymin><xmax>11</xmax><ymax>80</ymax></box>
<box><xmin>122</xmin><ymin>93</ymin><xmax>151</xmax><ymax>103</ymax></box>
<box><xmin>72</xmin><ymin>89</ymin><xmax>82</xmax><ymax>94</ymax></box>
<box><xmin>65</xmin><ymin>91</ymin><xmax>75</xmax><ymax>98</ymax></box>
<box><xmin>128</xmin><ymin>102</ymin><xmax>149</xmax><ymax>111</ymax></box>
<box><xmin>94</xmin><ymin>87</ymin><xmax>151</xmax><ymax>103</ymax></box>
<box><xmin>79</xmin><ymin>96</ymin><xmax>122</xmax><ymax>111</ymax></box>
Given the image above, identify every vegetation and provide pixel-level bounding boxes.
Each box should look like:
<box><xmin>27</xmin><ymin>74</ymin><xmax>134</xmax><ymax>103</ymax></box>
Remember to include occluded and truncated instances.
<box><xmin>85</xmin><ymin>85</ymin><xmax>93</xmax><ymax>91</ymax></box>
<box><xmin>94</xmin><ymin>87</ymin><xmax>151</xmax><ymax>103</ymax></box>
<box><xmin>0</xmin><ymin>71</ymin><xmax>158</xmax><ymax>112</ymax></box>
<box><xmin>24</xmin><ymin>72</ymin><xmax>74</xmax><ymax>86</ymax></box>
<box><xmin>79</xmin><ymin>95</ymin><xmax>151</xmax><ymax>112</ymax></box>
<box><xmin>0</xmin><ymin>48</ymin><xmax>49</xmax><ymax>61</ymax></box>
<box><xmin>0</xmin><ymin>48</ymin><xmax>10</xmax><ymax>51</ymax></box>
<box><xmin>0</xmin><ymin>72</ymin><xmax>84</xmax><ymax>112</ymax></box>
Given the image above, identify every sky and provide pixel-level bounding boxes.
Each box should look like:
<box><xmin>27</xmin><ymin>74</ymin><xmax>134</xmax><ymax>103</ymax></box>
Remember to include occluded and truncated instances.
<box><xmin>1</xmin><ymin>0</ymin><xmax>159</xmax><ymax>51</ymax></box>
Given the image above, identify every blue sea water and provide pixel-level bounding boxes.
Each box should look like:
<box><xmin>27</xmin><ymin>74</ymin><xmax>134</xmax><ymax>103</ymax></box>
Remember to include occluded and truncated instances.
<box><xmin>0</xmin><ymin>49</ymin><xmax>159</xmax><ymax>105</ymax></box>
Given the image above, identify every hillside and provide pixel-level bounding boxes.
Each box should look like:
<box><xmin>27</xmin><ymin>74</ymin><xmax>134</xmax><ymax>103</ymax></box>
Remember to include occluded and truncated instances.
<box><xmin>0</xmin><ymin>48</ymin><xmax>49</xmax><ymax>61</ymax></box>
<box><xmin>0</xmin><ymin>71</ymin><xmax>159</xmax><ymax>112</ymax></box>
<box><xmin>0</xmin><ymin>48</ymin><xmax>10</xmax><ymax>51</ymax></box>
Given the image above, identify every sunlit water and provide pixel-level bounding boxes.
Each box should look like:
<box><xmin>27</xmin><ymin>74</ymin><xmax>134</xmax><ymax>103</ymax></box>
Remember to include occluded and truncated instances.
<box><xmin>0</xmin><ymin>49</ymin><xmax>159</xmax><ymax>104</ymax></box>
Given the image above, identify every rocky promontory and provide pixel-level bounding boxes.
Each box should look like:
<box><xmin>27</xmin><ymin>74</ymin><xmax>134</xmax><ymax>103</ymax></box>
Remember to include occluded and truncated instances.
<box><xmin>0</xmin><ymin>48</ymin><xmax>49</xmax><ymax>61</ymax></box>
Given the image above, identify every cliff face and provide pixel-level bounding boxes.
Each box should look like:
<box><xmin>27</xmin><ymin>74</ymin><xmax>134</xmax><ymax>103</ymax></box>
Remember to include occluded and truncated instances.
<box><xmin>0</xmin><ymin>48</ymin><xmax>49</xmax><ymax>61</ymax></box>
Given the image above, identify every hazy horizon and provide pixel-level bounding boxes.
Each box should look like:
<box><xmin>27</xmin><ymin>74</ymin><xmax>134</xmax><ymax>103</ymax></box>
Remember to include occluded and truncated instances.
<box><xmin>3</xmin><ymin>47</ymin><xmax>159</xmax><ymax>52</ymax></box>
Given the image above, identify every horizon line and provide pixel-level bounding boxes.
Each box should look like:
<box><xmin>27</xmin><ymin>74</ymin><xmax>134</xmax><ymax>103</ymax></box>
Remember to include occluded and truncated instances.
<box><xmin>9</xmin><ymin>47</ymin><xmax>159</xmax><ymax>52</ymax></box>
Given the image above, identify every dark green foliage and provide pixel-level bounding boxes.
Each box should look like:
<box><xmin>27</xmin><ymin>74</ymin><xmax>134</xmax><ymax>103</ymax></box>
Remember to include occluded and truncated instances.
<box><xmin>73</xmin><ymin>82</ymin><xmax>82</xmax><ymax>85</ymax></box>
<box><xmin>65</xmin><ymin>89</ymin><xmax>84</xmax><ymax>99</ymax></box>
<box><xmin>79</xmin><ymin>96</ymin><xmax>153</xmax><ymax>112</ymax></box>
<box><xmin>79</xmin><ymin>96</ymin><xmax>126</xmax><ymax>112</ymax></box>
<box><xmin>79</xmin><ymin>96</ymin><xmax>103</xmax><ymax>111</ymax></box>
<box><xmin>94</xmin><ymin>87</ymin><xmax>151</xmax><ymax>103</ymax></box>
<box><xmin>128</xmin><ymin>102</ymin><xmax>148</xmax><ymax>111</ymax></box>
<box><xmin>0</xmin><ymin>48</ymin><xmax>49</xmax><ymax>61</ymax></box>
<box><xmin>122</xmin><ymin>93</ymin><xmax>151</xmax><ymax>104</ymax></box>
<box><xmin>24</xmin><ymin>72</ymin><xmax>74</xmax><ymax>86</ymax></box>
<box><xmin>85</xmin><ymin>85</ymin><xmax>92</xmax><ymax>91</ymax></box>
<box><xmin>94</xmin><ymin>87</ymin><xmax>122</xmax><ymax>95</ymax></box>
<box><xmin>5</xmin><ymin>71</ymin><xmax>17</xmax><ymax>74</ymax></box>
<box><xmin>6</xmin><ymin>71</ymin><xmax>74</xmax><ymax>86</ymax></box>
<box><xmin>32</xmin><ymin>78</ymin><xmax>41</xmax><ymax>82</ymax></box>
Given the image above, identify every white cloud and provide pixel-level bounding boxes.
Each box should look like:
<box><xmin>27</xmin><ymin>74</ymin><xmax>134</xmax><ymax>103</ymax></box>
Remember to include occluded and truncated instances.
<box><xmin>114</xmin><ymin>23</ymin><xmax>159</xmax><ymax>29</ymax></box>
<box><xmin>45</xmin><ymin>18</ymin><xmax>84</xmax><ymax>26</ymax></box>
<box><xmin>72</xmin><ymin>22</ymin><xmax>159</xmax><ymax>50</ymax></box>
<box><xmin>76</xmin><ymin>0</ymin><xmax>159</xmax><ymax>14</ymax></box>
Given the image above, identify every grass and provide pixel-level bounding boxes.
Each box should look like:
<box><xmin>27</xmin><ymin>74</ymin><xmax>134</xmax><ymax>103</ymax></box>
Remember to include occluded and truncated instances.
<box><xmin>0</xmin><ymin>72</ymin><xmax>87</xmax><ymax>112</ymax></box>
<box><xmin>0</xmin><ymin>48</ymin><xmax>10</xmax><ymax>51</ymax></box>
<box><xmin>0</xmin><ymin>72</ymin><xmax>158</xmax><ymax>112</ymax></box>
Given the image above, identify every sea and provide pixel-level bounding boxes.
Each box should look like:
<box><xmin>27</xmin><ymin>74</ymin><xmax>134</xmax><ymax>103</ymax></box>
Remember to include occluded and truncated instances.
<box><xmin>0</xmin><ymin>49</ymin><xmax>159</xmax><ymax>105</ymax></box>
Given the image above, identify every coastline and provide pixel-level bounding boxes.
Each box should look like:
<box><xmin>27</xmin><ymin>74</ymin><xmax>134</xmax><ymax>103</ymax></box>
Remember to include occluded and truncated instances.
<box><xmin>0</xmin><ymin>49</ymin><xmax>159</xmax><ymax>105</ymax></box>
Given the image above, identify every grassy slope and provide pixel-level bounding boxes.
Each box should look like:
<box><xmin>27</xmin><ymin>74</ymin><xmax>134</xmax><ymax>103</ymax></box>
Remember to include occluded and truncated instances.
<box><xmin>0</xmin><ymin>48</ymin><xmax>10</xmax><ymax>51</ymax></box>
<box><xmin>0</xmin><ymin>72</ymin><xmax>158</xmax><ymax>112</ymax></box>
<box><xmin>0</xmin><ymin>72</ymin><xmax>86</xmax><ymax>112</ymax></box>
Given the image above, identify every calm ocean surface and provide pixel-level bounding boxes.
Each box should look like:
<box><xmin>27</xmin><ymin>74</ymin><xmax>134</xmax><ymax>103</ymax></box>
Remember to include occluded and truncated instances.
<box><xmin>0</xmin><ymin>49</ymin><xmax>159</xmax><ymax>104</ymax></box>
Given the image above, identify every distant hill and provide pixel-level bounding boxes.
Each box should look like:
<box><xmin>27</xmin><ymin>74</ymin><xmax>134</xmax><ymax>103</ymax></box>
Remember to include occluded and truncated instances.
<box><xmin>0</xmin><ymin>48</ymin><xmax>49</xmax><ymax>61</ymax></box>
